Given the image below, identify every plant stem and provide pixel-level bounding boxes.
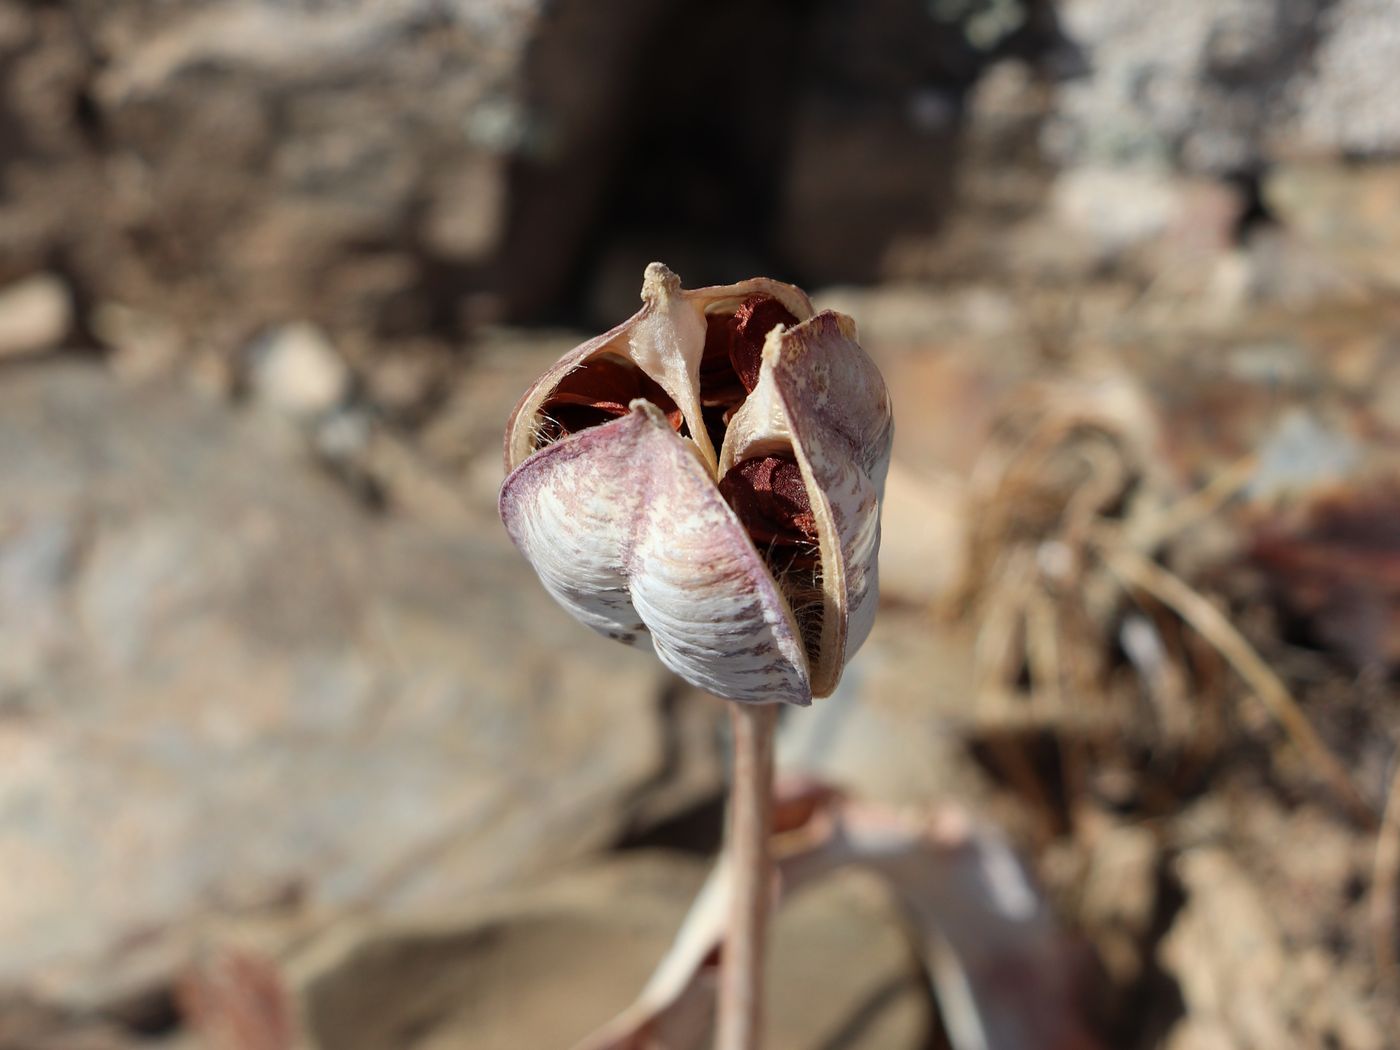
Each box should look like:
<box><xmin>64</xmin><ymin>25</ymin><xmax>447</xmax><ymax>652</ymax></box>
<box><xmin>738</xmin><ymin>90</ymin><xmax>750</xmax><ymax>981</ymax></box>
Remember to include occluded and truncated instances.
<box><xmin>717</xmin><ymin>701</ymin><xmax>778</xmax><ymax>1050</ymax></box>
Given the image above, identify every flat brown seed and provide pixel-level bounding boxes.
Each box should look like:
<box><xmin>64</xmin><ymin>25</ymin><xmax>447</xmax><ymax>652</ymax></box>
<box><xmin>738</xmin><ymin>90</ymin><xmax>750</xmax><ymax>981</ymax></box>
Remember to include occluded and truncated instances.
<box><xmin>718</xmin><ymin>454</ymin><xmax>819</xmax><ymax>558</ymax></box>
<box><xmin>730</xmin><ymin>296</ymin><xmax>798</xmax><ymax>392</ymax></box>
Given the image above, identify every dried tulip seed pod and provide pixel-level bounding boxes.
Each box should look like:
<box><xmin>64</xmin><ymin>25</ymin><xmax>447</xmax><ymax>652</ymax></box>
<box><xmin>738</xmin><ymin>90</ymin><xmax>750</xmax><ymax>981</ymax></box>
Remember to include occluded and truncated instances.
<box><xmin>500</xmin><ymin>263</ymin><xmax>892</xmax><ymax>707</ymax></box>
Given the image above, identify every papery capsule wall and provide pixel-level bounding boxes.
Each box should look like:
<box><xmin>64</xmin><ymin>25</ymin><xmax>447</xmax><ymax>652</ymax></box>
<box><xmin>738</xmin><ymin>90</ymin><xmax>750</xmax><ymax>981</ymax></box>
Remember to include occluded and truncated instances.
<box><xmin>501</xmin><ymin>402</ymin><xmax>813</xmax><ymax>705</ymax></box>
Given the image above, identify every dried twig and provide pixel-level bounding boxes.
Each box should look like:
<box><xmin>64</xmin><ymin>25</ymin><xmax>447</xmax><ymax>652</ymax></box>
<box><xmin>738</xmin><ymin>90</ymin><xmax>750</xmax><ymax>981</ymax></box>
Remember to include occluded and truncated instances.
<box><xmin>1100</xmin><ymin>543</ymin><xmax>1377</xmax><ymax>827</ymax></box>
<box><xmin>1128</xmin><ymin>453</ymin><xmax>1257</xmax><ymax>551</ymax></box>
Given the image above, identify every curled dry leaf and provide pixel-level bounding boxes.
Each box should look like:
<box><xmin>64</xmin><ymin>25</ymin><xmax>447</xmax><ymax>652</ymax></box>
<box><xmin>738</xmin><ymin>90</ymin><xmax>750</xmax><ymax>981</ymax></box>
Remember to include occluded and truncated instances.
<box><xmin>573</xmin><ymin>779</ymin><xmax>1100</xmax><ymax>1050</ymax></box>
<box><xmin>500</xmin><ymin>264</ymin><xmax>893</xmax><ymax>705</ymax></box>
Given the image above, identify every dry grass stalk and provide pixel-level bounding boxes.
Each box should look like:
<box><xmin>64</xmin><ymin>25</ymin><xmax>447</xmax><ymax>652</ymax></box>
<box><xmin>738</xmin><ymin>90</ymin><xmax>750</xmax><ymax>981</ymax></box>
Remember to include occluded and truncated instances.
<box><xmin>957</xmin><ymin>375</ymin><xmax>1170</xmax><ymax>733</ymax></box>
<box><xmin>956</xmin><ymin>373</ymin><xmax>1376</xmax><ymax>825</ymax></box>
<box><xmin>1099</xmin><ymin>543</ymin><xmax>1376</xmax><ymax>827</ymax></box>
<box><xmin>1372</xmin><ymin>759</ymin><xmax>1400</xmax><ymax>980</ymax></box>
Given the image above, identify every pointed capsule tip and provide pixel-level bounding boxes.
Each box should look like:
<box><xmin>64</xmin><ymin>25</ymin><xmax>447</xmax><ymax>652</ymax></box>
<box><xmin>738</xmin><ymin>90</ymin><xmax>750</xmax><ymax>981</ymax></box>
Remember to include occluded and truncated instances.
<box><xmin>761</xmin><ymin>323</ymin><xmax>786</xmax><ymax>367</ymax></box>
<box><xmin>626</xmin><ymin>397</ymin><xmax>666</xmax><ymax>426</ymax></box>
<box><xmin>641</xmin><ymin>262</ymin><xmax>681</xmax><ymax>301</ymax></box>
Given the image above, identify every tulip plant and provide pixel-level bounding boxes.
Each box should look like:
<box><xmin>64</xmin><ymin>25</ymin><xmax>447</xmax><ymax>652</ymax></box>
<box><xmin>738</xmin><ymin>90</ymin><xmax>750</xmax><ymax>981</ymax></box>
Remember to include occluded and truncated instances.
<box><xmin>501</xmin><ymin>264</ymin><xmax>892</xmax><ymax>1049</ymax></box>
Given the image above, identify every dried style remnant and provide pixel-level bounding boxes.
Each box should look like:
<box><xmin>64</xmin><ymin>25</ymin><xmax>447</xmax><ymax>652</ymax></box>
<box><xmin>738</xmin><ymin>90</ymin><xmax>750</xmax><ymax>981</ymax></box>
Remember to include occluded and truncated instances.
<box><xmin>500</xmin><ymin>264</ymin><xmax>892</xmax><ymax>705</ymax></box>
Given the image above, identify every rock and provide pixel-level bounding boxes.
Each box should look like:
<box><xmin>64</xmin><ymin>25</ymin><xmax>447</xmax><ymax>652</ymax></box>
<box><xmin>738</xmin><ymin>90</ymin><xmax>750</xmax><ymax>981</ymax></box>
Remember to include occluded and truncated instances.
<box><xmin>766</xmin><ymin>869</ymin><xmax>930</xmax><ymax>1049</ymax></box>
<box><xmin>0</xmin><ymin>997</ymin><xmax>142</xmax><ymax>1050</ymax></box>
<box><xmin>292</xmin><ymin>853</ymin><xmax>929</xmax><ymax>1050</ymax></box>
<box><xmin>0</xmin><ymin>274</ymin><xmax>70</xmax><ymax>358</ymax></box>
<box><xmin>1159</xmin><ymin>848</ymin><xmax>1291</xmax><ymax>1049</ymax></box>
<box><xmin>1050</xmin><ymin>167</ymin><xmax>1185</xmax><ymax>256</ymax></box>
<box><xmin>1048</xmin><ymin>0</ymin><xmax>1400</xmax><ymax>173</ymax></box>
<box><xmin>90</xmin><ymin>301</ymin><xmax>185</xmax><ymax>382</ymax></box>
<box><xmin>1160</xmin><ymin>847</ymin><xmax>1386</xmax><ymax>1050</ymax></box>
<box><xmin>779</xmin><ymin>613</ymin><xmax>988</xmax><ymax>808</ymax></box>
<box><xmin>0</xmin><ymin>0</ymin><xmax>534</xmax><ymax>347</ymax></box>
<box><xmin>876</xmin><ymin>462</ymin><xmax>968</xmax><ymax>607</ymax></box>
<box><xmin>293</xmin><ymin>854</ymin><xmax>710</xmax><ymax>1050</ymax></box>
<box><xmin>0</xmin><ymin>0</ymin><xmax>1059</xmax><ymax>342</ymax></box>
<box><xmin>772</xmin><ymin>1</ymin><xmax>1046</xmax><ymax>287</ymax></box>
<box><xmin>1290</xmin><ymin>0</ymin><xmax>1400</xmax><ymax>158</ymax></box>
<box><xmin>420</xmin><ymin>156</ymin><xmax>508</xmax><ymax>262</ymax></box>
<box><xmin>1265</xmin><ymin>162</ymin><xmax>1400</xmax><ymax>293</ymax></box>
<box><xmin>1162</xmin><ymin>1019</ymin><xmax>1242</xmax><ymax>1050</ymax></box>
<box><xmin>0</xmin><ymin>363</ymin><xmax>670</xmax><ymax>1008</ymax></box>
<box><xmin>1243</xmin><ymin>409</ymin><xmax>1361</xmax><ymax>503</ymax></box>
<box><xmin>247</xmin><ymin>322</ymin><xmax>350</xmax><ymax>419</ymax></box>
<box><xmin>1076</xmin><ymin>822</ymin><xmax>1159</xmax><ymax>987</ymax></box>
<box><xmin>0</xmin><ymin>513</ymin><xmax>81</xmax><ymax>709</ymax></box>
<box><xmin>1048</xmin><ymin>0</ymin><xmax>1304</xmax><ymax>172</ymax></box>
<box><xmin>1377</xmin><ymin>355</ymin><xmax>1400</xmax><ymax>434</ymax></box>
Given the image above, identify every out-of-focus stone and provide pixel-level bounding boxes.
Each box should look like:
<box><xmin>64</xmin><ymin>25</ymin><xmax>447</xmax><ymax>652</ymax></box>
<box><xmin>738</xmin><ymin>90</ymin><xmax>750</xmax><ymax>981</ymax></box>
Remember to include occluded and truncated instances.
<box><xmin>294</xmin><ymin>854</ymin><xmax>708</xmax><ymax>1050</ymax></box>
<box><xmin>0</xmin><ymin>514</ymin><xmax>81</xmax><ymax>708</ymax></box>
<box><xmin>1265</xmin><ymin>162</ymin><xmax>1400</xmax><ymax>293</ymax></box>
<box><xmin>779</xmin><ymin>613</ymin><xmax>987</xmax><ymax>807</ymax></box>
<box><xmin>1162</xmin><ymin>1019</ymin><xmax>1241</xmax><ymax>1050</ymax></box>
<box><xmin>1243</xmin><ymin>410</ymin><xmax>1361</xmax><ymax>503</ymax></box>
<box><xmin>90</xmin><ymin>302</ymin><xmax>185</xmax><ymax>382</ymax></box>
<box><xmin>0</xmin><ymin>363</ymin><xmax>670</xmax><ymax>1009</ymax></box>
<box><xmin>0</xmin><ymin>0</ymin><xmax>537</xmax><ymax>347</ymax></box>
<box><xmin>247</xmin><ymin>322</ymin><xmax>351</xmax><ymax>419</ymax></box>
<box><xmin>877</xmin><ymin>462</ymin><xmax>968</xmax><ymax>608</ymax></box>
<box><xmin>421</xmin><ymin>157</ymin><xmax>508</xmax><ymax>262</ymax></box>
<box><xmin>1290</xmin><ymin>0</ymin><xmax>1400</xmax><ymax>158</ymax></box>
<box><xmin>766</xmin><ymin>868</ymin><xmax>931</xmax><ymax>1049</ymax></box>
<box><xmin>1077</xmin><ymin>822</ymin><xmax>1159</xmax><ymax>986</ymax></box>
<box><xmin>0</xmin><ymin>997</ymin><xmax>143</xmax><ymax>1050</ymax></box>
<box><xmin>1044</xmin><ymin>167</ymin><xmax>1248</xmax><ymax>285</ymax></box>
<box><xmin>0</xmin><ymin>0</ymin><xmax>1058</xmax><ymax>336</ymax></box>
<box><xmin>1049</xmin><ymin>0</ymin><xmax>1400</xmax><ymax>173</ymax></box>
<box><xmin>1160</xmin><ymin>847</ymin><xmax>1386</xmax><ymax>1050</ymax></box>
<box><xmin>1051</xmin><ymin>167</ymin><xmax>1184</xmax><ymax>256</ymax></box>
<box><xmin>293</xmin><ymin>854</ymin><xmax>929</xmax><ymax>1050</ymax></box>
<box><xmin>1376</xmin><ymin>355</ymin><xmax>1400</xmax><ymax>435</ymax></box>
<box><xmin>1160</xmin><ymin>848</ymin><xmax>1291</xmax><ymax>1049</ymax></box>
<box><xmin>0</xmin><ymin>274</ymin><xmax>70</xmax><ymax>358</ymax></box>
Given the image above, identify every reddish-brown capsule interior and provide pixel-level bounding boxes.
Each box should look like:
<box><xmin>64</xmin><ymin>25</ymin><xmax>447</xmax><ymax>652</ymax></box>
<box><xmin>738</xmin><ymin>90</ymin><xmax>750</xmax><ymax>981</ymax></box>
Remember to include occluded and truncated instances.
<box><xmin>536</xmin><ymin>294</ymin><xmax>799</xmax><ymax>455</ymax></box>
<box><xmin>718</xmin><ymin>454</ymin><xmax>820</xmax><ymax>567</ymax></box>
<box><xmin>701</xmin><ymin>294</ymin><xmax>798</xmax><ymax>405</ymax></box>
<box><xmin>702</xmin><ymin>296</ymin><xmax>817</xmax><ymax>564</ymax></box>
<box><xmin>538</xmin><ymin>354</ymin><xmax>682</xmax><ymax>442</ymax></box>
<box><xmin>703</xmin><ymin>296</ymin><xmax>824</xmax><ymax>660</ymax></box>
<box><xmin>697</xmin><ymin>294</ymin><xmax>798</xmax><ymax>451</ymax></box>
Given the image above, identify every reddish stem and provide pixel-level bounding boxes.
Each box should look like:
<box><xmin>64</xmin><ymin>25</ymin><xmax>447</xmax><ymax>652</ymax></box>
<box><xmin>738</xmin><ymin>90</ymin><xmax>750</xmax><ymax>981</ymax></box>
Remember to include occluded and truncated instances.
<box><xmin>717</xmin><ymin>701</ymin><xmax>778</xmax><ymax>1050</ymax></box>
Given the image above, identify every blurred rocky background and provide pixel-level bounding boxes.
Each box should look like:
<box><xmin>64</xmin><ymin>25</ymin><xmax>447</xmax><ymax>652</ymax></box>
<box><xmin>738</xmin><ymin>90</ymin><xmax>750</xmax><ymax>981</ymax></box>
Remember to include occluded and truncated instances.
<box><xmin>2</xmin><ymin>1</ymin><xmax>1399</xmax><ymax>1047</ymax></box>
